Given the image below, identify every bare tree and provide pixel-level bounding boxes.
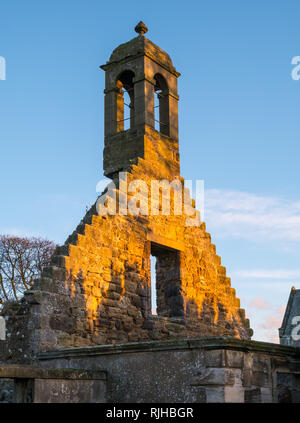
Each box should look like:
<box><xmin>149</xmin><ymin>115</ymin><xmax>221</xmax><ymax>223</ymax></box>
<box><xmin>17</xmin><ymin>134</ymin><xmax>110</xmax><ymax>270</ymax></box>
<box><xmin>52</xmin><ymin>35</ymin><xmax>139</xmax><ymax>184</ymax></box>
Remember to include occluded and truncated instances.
<box><xmin>0</xmin><ymin>235</ymin><xmax>56</xmax><ymax>305</ymax></box>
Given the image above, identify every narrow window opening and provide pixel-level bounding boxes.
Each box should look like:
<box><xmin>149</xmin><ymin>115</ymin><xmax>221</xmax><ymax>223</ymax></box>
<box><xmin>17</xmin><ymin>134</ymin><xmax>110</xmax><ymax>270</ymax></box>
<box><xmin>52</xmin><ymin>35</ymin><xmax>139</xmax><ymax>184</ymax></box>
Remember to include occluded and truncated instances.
<box><xmin>154</xmin><ymin>91</ymin><xmax>160</xmax><ymax>132</ymax></box>
<box><xmin>150</xmin><ymin>255</ymin><xmax>157</xmax><ymax>315</ymax></box>
<box><xmin>150</xmin><ymin>242</ymin><xmax>183</xmax><ymax>317</ymax></box>
<box><xmin>123</xmin><ymin>89</ymin><xmax>131</xmax><ymax>131</ymax></box>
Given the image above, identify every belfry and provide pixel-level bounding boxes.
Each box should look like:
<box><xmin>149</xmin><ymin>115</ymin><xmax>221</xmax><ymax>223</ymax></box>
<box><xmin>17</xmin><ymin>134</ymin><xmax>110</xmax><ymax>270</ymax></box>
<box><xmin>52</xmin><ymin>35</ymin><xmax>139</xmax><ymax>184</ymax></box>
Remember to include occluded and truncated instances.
<box><xmin>101</xmin><ymin>21</ymin><xmax>180</xmax><ymax>179</ymax></box>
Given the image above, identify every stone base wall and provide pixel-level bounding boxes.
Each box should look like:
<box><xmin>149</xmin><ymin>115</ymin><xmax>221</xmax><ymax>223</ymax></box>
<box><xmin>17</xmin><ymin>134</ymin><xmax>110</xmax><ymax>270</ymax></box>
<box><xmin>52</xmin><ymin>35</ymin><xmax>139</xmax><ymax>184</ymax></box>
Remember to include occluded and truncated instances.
<box><xmin>0</xmin><ymin>379</ymin><xmax>14</xmax><ymax>403</ymax></box>
<box><xmin>0</xmin><ymin>366</ymin><xmax>106</xmax><ymax>403</ymax></box>
<box><xmin>38</xmin><ymin>337</ymin><xmax>300</xmax><ymax>403</ymax></box>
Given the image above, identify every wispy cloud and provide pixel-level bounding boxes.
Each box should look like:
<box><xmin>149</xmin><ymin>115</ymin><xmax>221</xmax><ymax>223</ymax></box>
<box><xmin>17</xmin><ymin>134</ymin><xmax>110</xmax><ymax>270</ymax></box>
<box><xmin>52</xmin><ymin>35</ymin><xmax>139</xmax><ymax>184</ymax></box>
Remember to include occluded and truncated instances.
<box><xmin>232</xmin><ymin>269</ymin><xmax>300</xmax><ymax>279</ymax></box>
<box><xmin>258</xmin><ymin>306</ymin><xmax>286</xmax><ymax>340</ymax></box>
<box><xmin>205</xmin><ymin>189</ymin><xmax>300</xmax><ymax>243</ymax></box>
<box><xmin>251</xmin><ymin>306</ymin><xmax>286</xmax><ymax>343</ymax></box>
<box><xmin>249</xmin><ymin>297</ymin><xmax>272</xmax><ymax>310</ymax></box>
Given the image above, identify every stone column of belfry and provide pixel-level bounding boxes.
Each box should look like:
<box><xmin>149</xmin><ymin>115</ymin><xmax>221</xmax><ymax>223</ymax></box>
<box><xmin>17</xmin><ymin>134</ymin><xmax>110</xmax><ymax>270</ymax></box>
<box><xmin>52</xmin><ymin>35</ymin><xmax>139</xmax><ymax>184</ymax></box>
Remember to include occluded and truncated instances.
<box><xmin>167</xmin><ymin>90</ymin><xmax>179</xmax><ymax>140</ymax></box>
<box><xmin>103</xmin><ymin>86</ymin><xmax>123</xmax><ymax>136</ymax></box>
<box><xmin>133</xmin><ymin>74</ymin><xmax>155</xmax><ymax>128</ymax></box>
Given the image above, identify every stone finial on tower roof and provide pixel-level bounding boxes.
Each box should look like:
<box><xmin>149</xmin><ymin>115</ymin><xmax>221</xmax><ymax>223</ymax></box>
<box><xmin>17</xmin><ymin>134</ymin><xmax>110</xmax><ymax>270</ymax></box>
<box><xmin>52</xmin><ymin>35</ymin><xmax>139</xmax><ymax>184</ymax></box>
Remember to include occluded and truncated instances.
<box><xmin>134</xmin><ymin>21</ymin><xmax>148</xmax><ymax>36</ymax></box>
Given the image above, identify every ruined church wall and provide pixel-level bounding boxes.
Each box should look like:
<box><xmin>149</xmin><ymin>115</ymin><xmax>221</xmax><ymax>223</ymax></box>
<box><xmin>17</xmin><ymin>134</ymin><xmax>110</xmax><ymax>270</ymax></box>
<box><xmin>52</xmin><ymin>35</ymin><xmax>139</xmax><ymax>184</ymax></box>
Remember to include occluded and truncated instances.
<box><xmin>0</xmin><ymin>131</ymin><xmax>251</xmax><ymax>359</ymax></box>
<box><xmin>38</xmin><ymin>338</ymin><xmax>300</xmax><ymax>403</ymax></box>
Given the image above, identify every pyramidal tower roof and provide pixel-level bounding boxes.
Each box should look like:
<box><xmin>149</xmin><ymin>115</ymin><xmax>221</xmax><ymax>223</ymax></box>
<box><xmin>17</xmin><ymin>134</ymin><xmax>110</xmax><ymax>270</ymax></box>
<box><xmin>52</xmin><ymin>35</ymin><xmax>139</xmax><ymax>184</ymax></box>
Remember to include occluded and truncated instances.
<box><xmin>102</xmin><ymin>21</ymin><xmax>180</xmax><ymax>77</ymax></box>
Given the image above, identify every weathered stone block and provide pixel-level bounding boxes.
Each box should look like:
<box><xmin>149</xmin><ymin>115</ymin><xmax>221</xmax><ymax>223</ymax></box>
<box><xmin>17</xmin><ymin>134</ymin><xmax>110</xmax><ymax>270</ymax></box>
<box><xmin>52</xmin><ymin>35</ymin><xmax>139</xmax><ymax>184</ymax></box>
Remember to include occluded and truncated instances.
<box><xmin>33</xmin><ymin>379</ymin><xmax>106</xmax><ymax>403</ymax></box>
<box><xmin>260</xmin><ymin>387</ymin><xmax>273</xmax><ymax>403</ymax></box>
<box><xmin>224</xmin><ymin>386</ymin><xmax>244</xmax><ymax>403</ymax></box>
<box><xmin>252</xmin><ymin>371</ymin><xmax>270</xmax><ymax>387</ymax></box>
<box><xmin>205</xmin><ymin>350</ymin><xmax>226</xmax><ymax>367</ymax></box>
<box><xmin>205</xmin><ymin>386</ymin><xmax>225</xmax><ymax>403</ymax></box>
<box><xmin>245</xmin><ymin>388</ymin><xmax>261</xmax><ymax>403</ymax></box>
<box><xmin>242</xmin><ymin>369</ymin><xmax>252</xmax><ymax>387</ymax></box>
<box><xmin>190</xmin><ymin>387</ymin><xmax>207</xmax><ymax>403</ymax></box>
<box><xmin>191</xmin><ymin>368</ymin><xmax>235</xmax><ymax>386</ymax></box>
<box><xmin>226</xmin><ymin>350</ymin><xmax>244</xmax><ymax>368</ymax></box>
<box><xmin>252</xmin><ymin>354</ymin><xmax>269</xmax><ymax>372</ymax></box>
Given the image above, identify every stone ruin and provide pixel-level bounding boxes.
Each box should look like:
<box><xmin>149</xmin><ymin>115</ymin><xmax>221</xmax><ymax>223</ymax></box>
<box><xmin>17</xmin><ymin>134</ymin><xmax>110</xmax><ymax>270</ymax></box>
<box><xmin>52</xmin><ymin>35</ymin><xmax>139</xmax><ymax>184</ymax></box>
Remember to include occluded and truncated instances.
<box><xmin>280</xmin><ymin>287</ymin><xmax>300</xmax><ymax>347</ymax></box>
<box><xmin>0</xmin><ymin>22</ymin><xmax>299</xmax><ymax>403</ymax></box>
<box><xmin>1</xmin><ymin>21</ymin><xmax>252</xmax><ymax>359</ymax></box>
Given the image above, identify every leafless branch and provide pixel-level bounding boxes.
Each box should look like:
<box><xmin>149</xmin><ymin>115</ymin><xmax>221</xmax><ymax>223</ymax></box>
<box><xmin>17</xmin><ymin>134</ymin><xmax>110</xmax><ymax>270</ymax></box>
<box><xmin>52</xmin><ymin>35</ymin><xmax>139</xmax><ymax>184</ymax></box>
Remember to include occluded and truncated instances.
<box><xmin>0</xmin><ymin>235</ymin><xmax>56</xmax><ymax>307</ymax></box>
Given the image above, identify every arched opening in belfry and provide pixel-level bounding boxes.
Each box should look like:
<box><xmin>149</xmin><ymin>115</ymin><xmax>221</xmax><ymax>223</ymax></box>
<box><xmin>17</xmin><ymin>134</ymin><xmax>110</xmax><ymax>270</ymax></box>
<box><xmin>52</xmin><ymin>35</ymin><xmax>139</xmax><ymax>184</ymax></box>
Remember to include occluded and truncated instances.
<box><xmin>154</xmin><ymin>74</ymin><xmax>170</xmax><ymax>136</ymax></box>
<box><xmin>116</xmin><ymin>70</ymin><xmax>135</xmax><ymax>132</ymax></box>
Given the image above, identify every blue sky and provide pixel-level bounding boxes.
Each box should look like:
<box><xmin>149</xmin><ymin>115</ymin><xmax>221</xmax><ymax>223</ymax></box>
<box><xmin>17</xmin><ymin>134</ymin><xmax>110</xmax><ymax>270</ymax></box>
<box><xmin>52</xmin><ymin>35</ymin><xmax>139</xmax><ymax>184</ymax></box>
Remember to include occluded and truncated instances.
<box><xmin>1</xmin><ymin>0</ymin><xmax>300</xmax><ymax>342</ymax></box>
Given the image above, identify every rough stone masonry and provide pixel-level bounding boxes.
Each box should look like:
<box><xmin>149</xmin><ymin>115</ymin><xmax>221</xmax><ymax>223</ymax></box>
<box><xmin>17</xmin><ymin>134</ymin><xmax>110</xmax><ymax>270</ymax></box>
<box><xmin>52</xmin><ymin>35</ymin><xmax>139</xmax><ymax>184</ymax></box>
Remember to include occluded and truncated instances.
<box><xmin>0</xmin><ymin>21</ymin><xmax>253</xmax><ymax>365</ymax></box>
<box><xmin>0</xmin><ymin>22</ymin><xmax>300</xmax><ymax>404</ymax></box>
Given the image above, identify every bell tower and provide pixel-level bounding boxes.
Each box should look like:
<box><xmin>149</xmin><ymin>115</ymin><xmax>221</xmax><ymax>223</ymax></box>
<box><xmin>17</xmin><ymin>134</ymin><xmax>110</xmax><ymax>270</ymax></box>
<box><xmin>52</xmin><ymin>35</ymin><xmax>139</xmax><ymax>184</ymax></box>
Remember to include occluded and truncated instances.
<box><xmin>101</xmin><ymin>22</ymin><xmax>181</xmax><ymax>179</ymax></box>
